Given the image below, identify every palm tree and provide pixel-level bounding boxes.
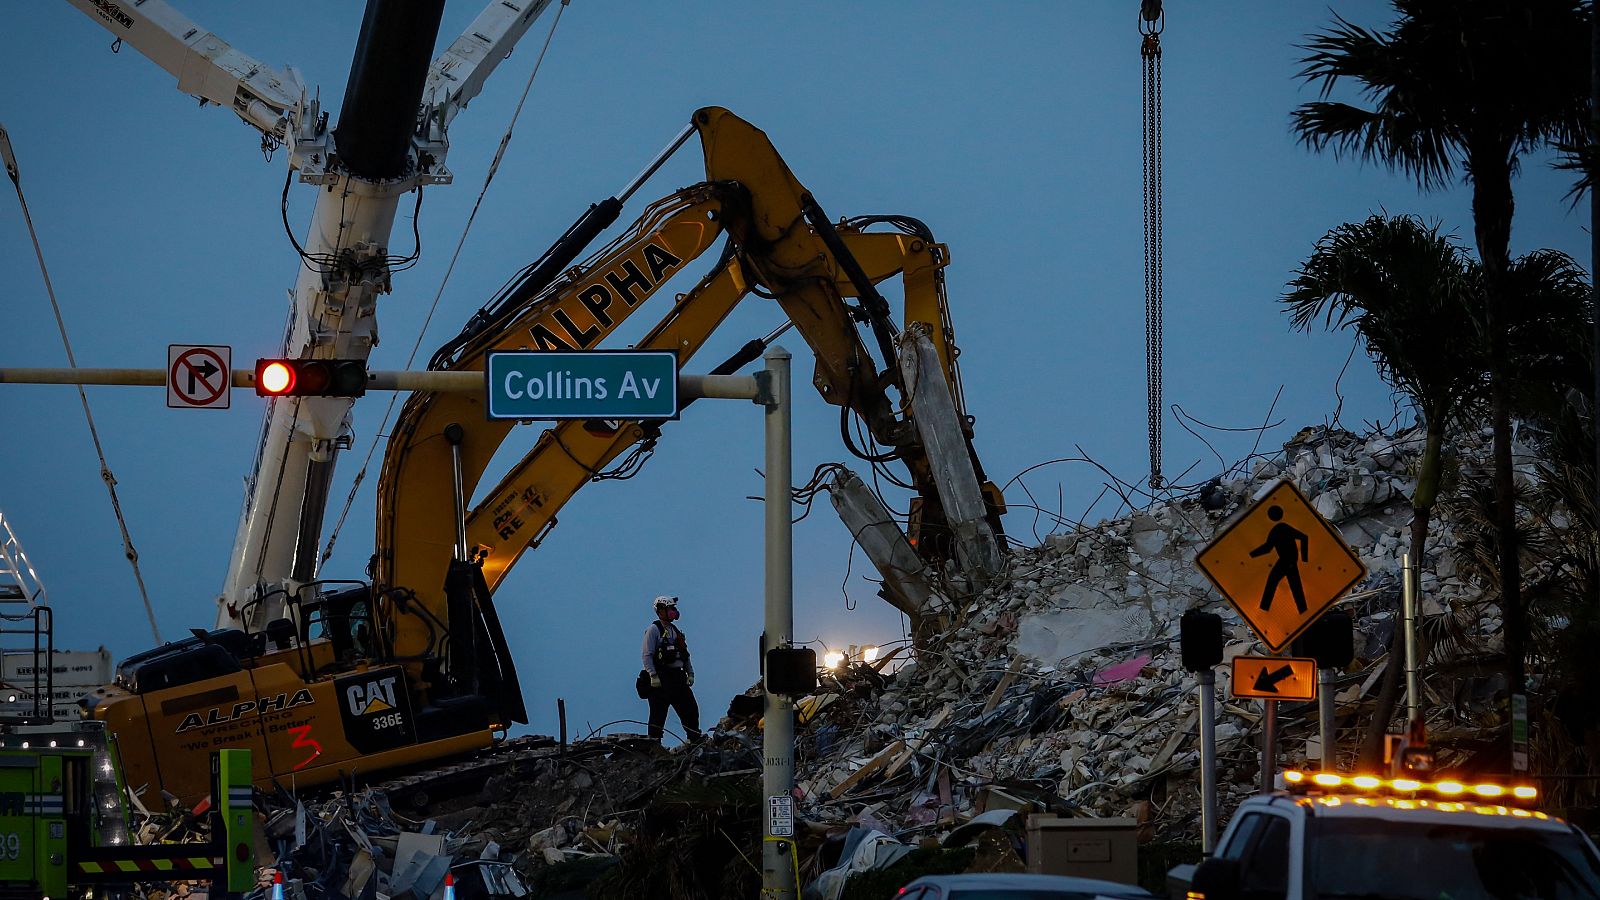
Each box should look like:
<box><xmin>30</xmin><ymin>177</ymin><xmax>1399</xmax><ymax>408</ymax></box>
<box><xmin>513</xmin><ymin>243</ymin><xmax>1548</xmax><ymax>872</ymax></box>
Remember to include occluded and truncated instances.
<box><xmin>1292</xmin><ymin>0</ymin><xmax>1589</xmax><ymax>716</ymax></box>
<box><xmin>1284</xmin><ymin>214</ymin><xmax>1487</xmax><ymax>765</ymax></box>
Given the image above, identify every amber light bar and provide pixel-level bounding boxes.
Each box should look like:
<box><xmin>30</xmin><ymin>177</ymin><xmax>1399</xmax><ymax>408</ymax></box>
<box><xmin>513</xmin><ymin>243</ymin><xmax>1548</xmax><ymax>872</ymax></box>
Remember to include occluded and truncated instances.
<box><xmin>1282</xmin><ymin>770</ymin><xmax>1537</xmax><ymax>802</ymax></box>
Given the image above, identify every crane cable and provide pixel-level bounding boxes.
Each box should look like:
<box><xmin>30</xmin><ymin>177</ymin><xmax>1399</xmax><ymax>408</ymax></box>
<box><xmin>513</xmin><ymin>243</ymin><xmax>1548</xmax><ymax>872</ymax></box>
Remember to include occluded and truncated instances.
<box><xmin>319</xmin><ymin>0</ymin><xmax>571</xmax><ymax>568</ymax></box>
<box><xmin>1140</xmin><ymin>1</ymin><xmax>1165</xmax><ymax>491</ymax></box>
<box><xmin>0</xmin><ymin>123</ymin><xmax>163</xmax><ymax>644</ymax></box>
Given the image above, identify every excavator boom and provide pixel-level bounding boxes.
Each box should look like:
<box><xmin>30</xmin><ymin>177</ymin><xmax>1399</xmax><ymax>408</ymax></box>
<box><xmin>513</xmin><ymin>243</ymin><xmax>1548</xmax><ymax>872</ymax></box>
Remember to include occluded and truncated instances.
<box><xmin>90</xmin><ymin>107</ymin><xmax>1003</xmax><ymax>805</ymax></box>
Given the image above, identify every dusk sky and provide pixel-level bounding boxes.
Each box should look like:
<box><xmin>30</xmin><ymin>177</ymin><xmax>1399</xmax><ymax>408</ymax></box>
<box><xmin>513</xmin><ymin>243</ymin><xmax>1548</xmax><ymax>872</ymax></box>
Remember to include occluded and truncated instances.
<box><xmin>0</xmin><ymin>1</ymin><xmax>1586</xmax><ymax>742</ymax></box>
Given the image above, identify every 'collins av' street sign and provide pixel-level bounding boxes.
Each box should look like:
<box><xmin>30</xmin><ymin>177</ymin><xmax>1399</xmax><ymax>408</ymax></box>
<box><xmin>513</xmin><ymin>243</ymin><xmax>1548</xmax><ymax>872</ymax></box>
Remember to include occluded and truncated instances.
<box><xmin>486</xmin><ymin>350</ymin><xmax>679</xmax><ymax>420</ymax></box>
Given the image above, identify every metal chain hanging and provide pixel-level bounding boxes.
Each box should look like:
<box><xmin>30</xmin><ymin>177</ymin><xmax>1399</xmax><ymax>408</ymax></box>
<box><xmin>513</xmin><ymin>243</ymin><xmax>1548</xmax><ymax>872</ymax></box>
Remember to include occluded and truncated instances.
<box><xmin>1140</xmin><ymin>1</ymin><xmax>1165</xmax><ymax>491</ymax></box>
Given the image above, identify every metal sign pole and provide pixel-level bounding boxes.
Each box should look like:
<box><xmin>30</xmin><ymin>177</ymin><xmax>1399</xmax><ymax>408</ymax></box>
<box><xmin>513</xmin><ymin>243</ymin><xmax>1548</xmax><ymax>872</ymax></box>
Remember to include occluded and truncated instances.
<box><xmin>1260</xmin><ymin>698</ymin><xmax>1277</xmax><ymax>794</ymax></box>
<box><xmin>1198</xmin><ymin>669</ymin><xmax>1219</xmax><ymax>853</ymax></box>
<box><xmin>760</xmin><ymin>347</ymin><xmax>797</xmax><ymax>900</ymax></box>
<box><xmin>1319</xmin><ymin>668</ymin><xmax>1336</xmax><ymax>771</ymax></box>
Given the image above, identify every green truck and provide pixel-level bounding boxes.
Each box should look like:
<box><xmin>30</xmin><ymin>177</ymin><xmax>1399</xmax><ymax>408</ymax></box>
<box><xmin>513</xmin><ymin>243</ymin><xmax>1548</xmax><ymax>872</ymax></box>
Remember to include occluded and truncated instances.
<box><xmin>0</xmin><ymin>719</ymin><xmax>254</xmax><ymax>898</ymax></box>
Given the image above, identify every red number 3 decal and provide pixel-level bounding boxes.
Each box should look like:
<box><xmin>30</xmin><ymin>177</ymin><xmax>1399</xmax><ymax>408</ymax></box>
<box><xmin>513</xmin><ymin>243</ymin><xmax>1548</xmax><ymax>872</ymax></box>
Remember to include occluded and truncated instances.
<box><xmin>288</xmin><ymin>724</ymin><xmax>323</xmax><ymax>771</ymax></box>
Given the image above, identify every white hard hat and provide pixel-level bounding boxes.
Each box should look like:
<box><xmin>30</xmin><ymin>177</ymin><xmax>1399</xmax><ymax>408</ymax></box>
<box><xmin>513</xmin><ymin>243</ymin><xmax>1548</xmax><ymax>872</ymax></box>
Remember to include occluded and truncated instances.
<box><xmin>653</xmin><ymin>595</ymin><xmax>679</xmax><ymax>609</ymax></box>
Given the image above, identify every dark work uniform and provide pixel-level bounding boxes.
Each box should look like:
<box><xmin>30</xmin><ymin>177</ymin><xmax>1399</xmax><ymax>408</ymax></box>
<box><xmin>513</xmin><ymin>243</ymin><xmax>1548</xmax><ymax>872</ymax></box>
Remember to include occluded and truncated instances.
<box><xmin>642</xmin><ymin>620</ymin><xmax>701</xmax><ymax>742</ymax></box>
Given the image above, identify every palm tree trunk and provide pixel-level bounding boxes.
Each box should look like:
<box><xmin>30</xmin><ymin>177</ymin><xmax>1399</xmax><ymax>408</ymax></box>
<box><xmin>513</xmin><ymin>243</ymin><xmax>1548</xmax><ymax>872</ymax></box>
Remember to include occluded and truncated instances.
<box><xmin>1360</xmin><ymin>425</ymin><xmax>1443</xmax><ymax>768</ymax></box>
<box><xmin>1470</xmin><ymin>146</ymin><xmax>1526</xmax><ymax>707</ymax></box>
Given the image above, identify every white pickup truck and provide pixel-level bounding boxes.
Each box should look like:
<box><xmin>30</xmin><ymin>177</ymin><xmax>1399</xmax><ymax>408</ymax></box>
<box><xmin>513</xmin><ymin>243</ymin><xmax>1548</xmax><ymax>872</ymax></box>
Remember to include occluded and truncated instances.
<box><xmin>1169</xmin><ymin>779</ymin><xmax>1600</xmax><ymax>899</ymax></box>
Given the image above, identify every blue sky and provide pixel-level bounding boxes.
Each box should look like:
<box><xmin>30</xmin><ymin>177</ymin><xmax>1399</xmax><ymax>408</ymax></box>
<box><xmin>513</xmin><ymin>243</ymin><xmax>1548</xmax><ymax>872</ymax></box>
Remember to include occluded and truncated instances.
<box><xmin>0</xmin><ymin>2</ymin><xmax>1586</xmax><ymax>742</ymax></box>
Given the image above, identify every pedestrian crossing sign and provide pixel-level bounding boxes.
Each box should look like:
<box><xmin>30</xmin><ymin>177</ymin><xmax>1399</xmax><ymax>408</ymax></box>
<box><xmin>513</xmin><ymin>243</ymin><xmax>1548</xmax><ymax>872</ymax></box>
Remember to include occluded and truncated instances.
<box><xmin>1195</xmin><ymin>478</ymin><xmax>1367</xmax><ymax>653</ymax></box>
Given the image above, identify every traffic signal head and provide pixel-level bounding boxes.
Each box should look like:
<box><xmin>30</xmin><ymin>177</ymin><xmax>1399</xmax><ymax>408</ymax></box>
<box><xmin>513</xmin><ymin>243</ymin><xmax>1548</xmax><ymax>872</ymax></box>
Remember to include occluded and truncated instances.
<box><xmin>1291</xmin><ymin>610</ymin><xmax>1354</xmax><ymax>669</ymax></box>
<box><xmin>764</xmin><ymin>647</ymin><xmax>818</xmax><ymax>695</ymax></box>
<box><xmin>254</xmin><ymin>359</ymin><xmax>368</xmax><ymax>397</ymax></box>
<box><xmin>1180</xmin><ymin>609</ymin><xmax>1224</xmax><ymax>672</ymax></box>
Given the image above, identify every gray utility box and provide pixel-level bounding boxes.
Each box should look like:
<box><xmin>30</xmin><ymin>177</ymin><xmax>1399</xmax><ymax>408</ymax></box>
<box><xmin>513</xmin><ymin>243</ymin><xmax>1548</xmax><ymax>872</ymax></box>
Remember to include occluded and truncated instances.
<box><xmin>1025</xmin><ymin>815</ymin><xmax>1138</xmax><ymax>885</ymax></box>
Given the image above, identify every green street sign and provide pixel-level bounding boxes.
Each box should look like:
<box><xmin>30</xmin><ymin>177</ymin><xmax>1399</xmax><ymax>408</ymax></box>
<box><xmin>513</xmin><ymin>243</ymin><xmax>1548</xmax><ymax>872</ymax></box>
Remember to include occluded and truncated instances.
<box><xmin>485</xmin><ymin>350</ymin><xmax>679</xmax><ymax>420</ymax></box>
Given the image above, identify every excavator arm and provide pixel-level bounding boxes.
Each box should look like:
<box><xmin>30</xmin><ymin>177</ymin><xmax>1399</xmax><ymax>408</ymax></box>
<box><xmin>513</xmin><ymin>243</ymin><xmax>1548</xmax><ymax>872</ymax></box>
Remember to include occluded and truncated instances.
<box><xmin>83</xmin><ymin>108</ymin><xmax>1003</xmax><ymax>805</ymax></box>
<box><xmin>371</xmin><ymin>107</ymin><xmax>1003</xmax><ymax>713</ymax></box>
<box><xmin>465</xmin><ymin>228</ymin><xmax>956</xmax><ymax>597</ymax></box>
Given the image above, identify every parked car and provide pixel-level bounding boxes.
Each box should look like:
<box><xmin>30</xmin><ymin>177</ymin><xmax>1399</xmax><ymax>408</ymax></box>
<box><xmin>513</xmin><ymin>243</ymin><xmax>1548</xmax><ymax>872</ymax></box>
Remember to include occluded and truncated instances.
<box><xmin>896</xmin><ymin>872</ymin><xmax>1155</xmax><ymax>899</ymax></box>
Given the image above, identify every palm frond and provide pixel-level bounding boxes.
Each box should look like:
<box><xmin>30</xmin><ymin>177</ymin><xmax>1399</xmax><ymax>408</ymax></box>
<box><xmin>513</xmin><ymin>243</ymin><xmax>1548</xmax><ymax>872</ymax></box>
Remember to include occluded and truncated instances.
<box><xmin>1293</xmin><ymin>0</ymin><xmax>1590</xmax><ymax>194</ymax></box>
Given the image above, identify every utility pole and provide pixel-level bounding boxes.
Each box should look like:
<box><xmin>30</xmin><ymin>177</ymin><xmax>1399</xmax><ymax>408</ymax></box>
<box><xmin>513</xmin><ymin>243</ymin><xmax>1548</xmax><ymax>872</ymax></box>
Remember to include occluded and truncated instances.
<box><xmin>761</xmin><ymin>347</ymin><xmax>798</xmax><ymax>900</ymax></box>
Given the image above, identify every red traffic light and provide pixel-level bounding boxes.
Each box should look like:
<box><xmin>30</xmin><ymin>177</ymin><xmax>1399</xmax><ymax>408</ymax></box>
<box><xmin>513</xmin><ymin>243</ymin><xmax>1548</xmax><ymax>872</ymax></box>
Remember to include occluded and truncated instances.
<box><xmin>257</xmin><ymin>360</ymin><xmax>296</xmax><ymax>396</ymax></box>
<box><xmin>253</xmin><ymin>359</ymin><xmax>368</xmax><ymax>397</ymax></box>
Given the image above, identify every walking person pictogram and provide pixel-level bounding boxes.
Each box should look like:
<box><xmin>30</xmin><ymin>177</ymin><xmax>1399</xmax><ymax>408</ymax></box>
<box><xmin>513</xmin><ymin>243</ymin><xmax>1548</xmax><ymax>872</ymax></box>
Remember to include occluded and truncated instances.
<box><xmin>1250</xmin><ymin>505</ymin><xmax>1309</xmax><ymax>613</ymax></box>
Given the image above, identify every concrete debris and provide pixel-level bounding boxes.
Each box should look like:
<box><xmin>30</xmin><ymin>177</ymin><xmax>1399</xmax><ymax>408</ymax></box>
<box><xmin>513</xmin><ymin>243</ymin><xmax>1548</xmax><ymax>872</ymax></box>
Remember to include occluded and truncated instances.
<box><xmin>232</xmin><ymin>732</ymin><xmax>761</xmax><ymax>899</ymax></box>
<box><xmin>142</xmin><ymin>422</ymin><xmax>1548</xmax><ymax>898</ymax></box>
<box><xmin>780</xmin><ymin>423</ymin><xmax>1533</xmax><ymax>850</ymax></box>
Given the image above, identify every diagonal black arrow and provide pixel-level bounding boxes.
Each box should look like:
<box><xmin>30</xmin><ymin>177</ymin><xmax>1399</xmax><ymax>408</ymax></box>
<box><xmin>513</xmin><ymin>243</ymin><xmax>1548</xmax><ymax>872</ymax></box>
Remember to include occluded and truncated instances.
<box><xmin>1252</xmin><ymin>664</ymin><xmax>1295</xmax><ymax>694</ymax></box>
<box><xmin>188</xmin><ymin>359</ymin><xmax>220</xmax><ymax>394</ymax></box>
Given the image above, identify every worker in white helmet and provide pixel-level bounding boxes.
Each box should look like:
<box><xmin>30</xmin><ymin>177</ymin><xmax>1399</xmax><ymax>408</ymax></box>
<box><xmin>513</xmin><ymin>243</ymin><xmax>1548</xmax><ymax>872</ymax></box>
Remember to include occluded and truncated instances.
<box><xmin>640</xmin><ymin>595</ymin><xmax>702</xmax><ymax>743</ymax></box>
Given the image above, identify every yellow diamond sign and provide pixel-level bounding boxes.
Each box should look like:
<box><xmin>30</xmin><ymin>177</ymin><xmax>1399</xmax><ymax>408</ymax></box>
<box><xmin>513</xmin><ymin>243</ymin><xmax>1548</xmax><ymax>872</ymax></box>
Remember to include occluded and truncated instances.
<box><xmin>1195</xmin><ymin>479</ymin><xmax>1366</xmax><ymax>653</ymax></box>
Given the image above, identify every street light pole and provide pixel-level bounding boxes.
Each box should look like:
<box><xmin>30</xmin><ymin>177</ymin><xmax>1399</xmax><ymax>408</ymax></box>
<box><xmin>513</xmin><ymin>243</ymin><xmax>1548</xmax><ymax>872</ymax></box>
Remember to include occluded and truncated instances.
<box><xmin>761</xmin><ymin>346</ymin><xmax>797</xmax><ymax>900</ymax></box>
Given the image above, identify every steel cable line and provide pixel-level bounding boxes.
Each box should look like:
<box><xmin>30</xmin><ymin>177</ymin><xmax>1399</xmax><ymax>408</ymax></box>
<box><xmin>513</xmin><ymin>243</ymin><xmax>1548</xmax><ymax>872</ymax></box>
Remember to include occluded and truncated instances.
<box><xmin>0</xmin><ymin>123</ymin><xmax>162</xmax><ymax>643</ymax></box>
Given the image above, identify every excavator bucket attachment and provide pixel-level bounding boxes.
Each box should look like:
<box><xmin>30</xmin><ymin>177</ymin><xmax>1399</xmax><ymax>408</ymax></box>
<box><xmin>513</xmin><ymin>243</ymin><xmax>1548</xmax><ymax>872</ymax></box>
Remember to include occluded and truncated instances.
<box><xmin>827</xmin><ymin>468</ymin><xmax>944</xmax><ymax>622</ymax></box>
<box><xmin>897</xmin><ymin>324</ymin><xmax>1001</xmax><ymax>585</ymax></box>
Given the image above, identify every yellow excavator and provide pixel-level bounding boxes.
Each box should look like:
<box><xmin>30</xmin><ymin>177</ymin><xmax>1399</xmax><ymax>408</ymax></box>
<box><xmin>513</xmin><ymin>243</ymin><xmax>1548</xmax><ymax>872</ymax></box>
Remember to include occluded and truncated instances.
<box><xmin>82</xmin><ymin>108</ymin><xmax>1005</xmax><ymax>804</ymax></box>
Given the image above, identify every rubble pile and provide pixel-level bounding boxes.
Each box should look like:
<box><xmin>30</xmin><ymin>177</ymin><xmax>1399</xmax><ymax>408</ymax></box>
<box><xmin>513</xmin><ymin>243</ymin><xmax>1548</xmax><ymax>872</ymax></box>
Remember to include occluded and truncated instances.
<box><xmin>238</xmin><ymin>734</ymin><xmax>763</xmax><ymax>899</ymax></box>
<box><xmin>789</xmin><ymin>424</ymin><xmax>1518</xmax><ymax>846</ymax></box>
<box><xmin>195</xmin><ymin>422</ymin><xmax>1541</xmax><ymax>899</ymax></box>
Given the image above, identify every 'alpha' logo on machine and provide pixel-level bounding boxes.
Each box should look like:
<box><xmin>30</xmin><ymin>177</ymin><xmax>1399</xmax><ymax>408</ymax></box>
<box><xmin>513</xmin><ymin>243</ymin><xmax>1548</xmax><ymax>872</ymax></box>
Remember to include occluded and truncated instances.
<box><xmin>528</xmin><ymin>242</ymin><xmax>683</xmax><ymax>351</ymax></box>
<box><xmin>175</xmin><ymin>690</ymin><xmax>314</xmax><ymax>733</ymax></box>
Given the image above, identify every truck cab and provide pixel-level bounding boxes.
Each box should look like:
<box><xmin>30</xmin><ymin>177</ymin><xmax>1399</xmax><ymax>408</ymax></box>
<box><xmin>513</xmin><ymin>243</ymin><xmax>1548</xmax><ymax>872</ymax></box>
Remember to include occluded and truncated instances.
<box><xmin>1172</xmin><ymin>772</ymin><xmax>1600</xmax><ymax>899</ymax></box>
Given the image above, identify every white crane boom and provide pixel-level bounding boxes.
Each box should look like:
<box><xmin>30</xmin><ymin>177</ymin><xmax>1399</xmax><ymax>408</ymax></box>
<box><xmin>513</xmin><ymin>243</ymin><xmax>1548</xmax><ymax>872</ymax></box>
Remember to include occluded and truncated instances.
<box><xmin>61</xmin><ymin>0</ymin><xmax>301</xmax><ymax>137</ymax></box>
<box><xmin>425</xmin><ymin>0</ymin><xmax>562</xmax><ymax>128</ymax></box>
<box><xmin>58</xmin><ymin>0</ymin><xmax>559</xmax><ymax>631</ymax></box>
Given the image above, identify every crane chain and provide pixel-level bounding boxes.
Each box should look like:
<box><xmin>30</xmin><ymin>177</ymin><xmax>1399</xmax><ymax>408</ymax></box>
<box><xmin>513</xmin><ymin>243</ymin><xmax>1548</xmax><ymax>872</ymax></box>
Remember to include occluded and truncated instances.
<box><xmin>1140</xmin><ymin>3</ymin><xmax>1165</xmax><ymax>491</ymax></box>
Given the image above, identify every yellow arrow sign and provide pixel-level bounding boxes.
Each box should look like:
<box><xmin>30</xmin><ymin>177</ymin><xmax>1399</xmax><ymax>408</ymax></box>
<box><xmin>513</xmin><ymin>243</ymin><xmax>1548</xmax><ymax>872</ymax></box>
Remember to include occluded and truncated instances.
<box><xmin>1231</xmin><ymin>655</ymin><xmax>1318</xmax><ymax>701</ymax></box>
<box><xmin>1195</xmin><ymin>479</ymin><xmax>1366</xmax><ymax>652</ymax></box>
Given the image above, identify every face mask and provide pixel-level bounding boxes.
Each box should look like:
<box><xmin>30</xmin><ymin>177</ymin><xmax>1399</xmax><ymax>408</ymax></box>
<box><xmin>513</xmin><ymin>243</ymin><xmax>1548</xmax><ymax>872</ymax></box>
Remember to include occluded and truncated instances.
<box><xmin>661</xmin><ymin>607</ymin><xmax>680</xmax><ymax>622</ymax></box>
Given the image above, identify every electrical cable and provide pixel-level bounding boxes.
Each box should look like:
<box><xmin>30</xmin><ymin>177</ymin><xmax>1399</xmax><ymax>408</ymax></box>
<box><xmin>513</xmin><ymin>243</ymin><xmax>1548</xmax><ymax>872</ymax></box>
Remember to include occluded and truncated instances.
<box><xmin>2</xmin><ymin>126</ymin><xmax>162</xmax><ymax>644</ymax></box>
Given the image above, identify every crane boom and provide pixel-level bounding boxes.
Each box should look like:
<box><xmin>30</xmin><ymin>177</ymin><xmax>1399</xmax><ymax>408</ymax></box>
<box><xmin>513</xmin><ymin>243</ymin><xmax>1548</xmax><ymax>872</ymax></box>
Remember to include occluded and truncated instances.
<box><xmin>61</xmin><ymin>0</ymin><xmax>301</xmax><ymax>137</ymax></box>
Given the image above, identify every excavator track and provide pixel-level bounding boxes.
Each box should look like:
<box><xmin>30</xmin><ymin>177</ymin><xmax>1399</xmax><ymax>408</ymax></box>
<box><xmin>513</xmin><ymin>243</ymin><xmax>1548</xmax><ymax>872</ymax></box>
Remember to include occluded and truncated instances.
<box><xmin>362</xmin><ymin>732</ymin><xmax>661</xmax><ymax>813</ymax></box>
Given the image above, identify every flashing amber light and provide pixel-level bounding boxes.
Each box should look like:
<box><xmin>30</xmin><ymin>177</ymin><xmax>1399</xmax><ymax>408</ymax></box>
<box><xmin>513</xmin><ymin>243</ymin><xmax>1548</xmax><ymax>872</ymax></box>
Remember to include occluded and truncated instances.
<box><xmin>258</xmin><ymin>361</ymin><xmax>295</xmax><ymax>395</ymax></box>
<box><xmin>1282</xmin><ymin>771</ymin><xmax>1538</xmax><ymax>806</ymax></box>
